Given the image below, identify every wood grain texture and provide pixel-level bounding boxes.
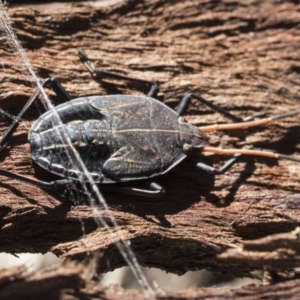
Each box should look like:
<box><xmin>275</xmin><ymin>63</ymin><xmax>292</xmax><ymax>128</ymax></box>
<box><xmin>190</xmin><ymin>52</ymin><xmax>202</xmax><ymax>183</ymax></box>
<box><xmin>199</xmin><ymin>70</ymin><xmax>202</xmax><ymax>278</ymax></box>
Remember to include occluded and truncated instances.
<box><xmin>0</xmin><ymin>259</ymin><xmax>300</xmax><ymax>300</ymax></box>
<box><xmin>0</xmin><ymin>1</ymin><xmax>300</xmax><ymax>297</ymax></box>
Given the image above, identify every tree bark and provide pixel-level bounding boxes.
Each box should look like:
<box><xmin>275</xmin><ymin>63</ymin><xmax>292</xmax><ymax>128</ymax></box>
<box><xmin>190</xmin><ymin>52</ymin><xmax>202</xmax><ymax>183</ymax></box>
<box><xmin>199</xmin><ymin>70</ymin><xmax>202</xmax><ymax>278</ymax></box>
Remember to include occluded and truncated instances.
<box><xmin>0</xmin><ymin>0</ymin><xmax>300</xmax><ymax>298</ymax></box>
<box><xmin>0</xmin><ymin>259</ymin><xmax>300</xmax><ymax>300</ymax></box>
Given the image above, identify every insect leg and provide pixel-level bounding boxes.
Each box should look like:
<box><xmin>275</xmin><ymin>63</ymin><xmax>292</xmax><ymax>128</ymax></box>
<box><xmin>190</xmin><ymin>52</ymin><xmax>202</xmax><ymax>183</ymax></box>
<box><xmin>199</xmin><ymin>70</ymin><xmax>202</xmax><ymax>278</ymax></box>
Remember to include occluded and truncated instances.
<box><xmin>0</xmin><ymin>164</ymin><xmax>165</xmax><ymax>196</ymax></box>
<box><xmin>44</xmin><ymin>77</ymin><xmax>71</xmax><ymax>103</ymax></box>
<box><xmin>0</xmin><ymin>78</ymin><xmax>64</xmax><ymax>147</ymax></box>
<box><xmin>99</xmin><ymin>182</ymin><xmax>165</xmax><ymax>197</ymax></box>
<box><xmin>0</xmin><ymin>78</ymin><xmax>71</xmax><ymax>148</ymax></box>
<box><xmin>78</xmin><ymin>49</ymin><xmax>159</xmax><ymax>97</ymax></box>
<box><xmin>242</xmin><ymin>112</ymin><xmax>266</xmax><ymax>121</ymax></box>
<box><xmin>177</xmin><ymin>93</ymin><xmax>243</xmax><ymax>121</ymax></box>
<box><xmin>190</xmin><ymin>154</ymin><xmax>241</xmax><ymax>174</ymax></box>
<box><xmin>0</xmin><ymin>168</ymin><xmax>72</xmax><ymax>190</ymax></box>
<box><xmin>177</xmin><ymin>93</ymin><xmax>268</xmax><ymax>123</ymax></box>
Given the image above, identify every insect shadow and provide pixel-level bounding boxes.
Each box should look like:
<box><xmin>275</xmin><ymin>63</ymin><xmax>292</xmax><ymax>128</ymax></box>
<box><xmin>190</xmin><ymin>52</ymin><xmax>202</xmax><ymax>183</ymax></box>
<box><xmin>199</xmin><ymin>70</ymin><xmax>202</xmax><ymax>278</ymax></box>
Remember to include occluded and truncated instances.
<box><xmin>0</xmin><ymin>49</ymin><xmax>299</xmax><ymax>207</ymax></box>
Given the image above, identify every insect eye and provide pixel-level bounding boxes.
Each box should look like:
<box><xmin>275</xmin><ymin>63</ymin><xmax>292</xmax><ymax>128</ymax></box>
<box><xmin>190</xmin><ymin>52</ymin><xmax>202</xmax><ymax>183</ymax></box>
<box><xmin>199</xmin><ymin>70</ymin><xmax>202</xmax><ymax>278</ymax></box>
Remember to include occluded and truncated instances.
<box><xmin>178</xmin><ymin>116</ymin><xmax>187</xmax><ymax>123</ymax></box>
<box><xmin>91</xmin><ymin>139</ymin><xmax>99</xmax><ymax>146</ymax></box>
<box><xmin>73</xmin><ymin>141</ymin><xmax>81</xmax><ymax>147</ymax></box>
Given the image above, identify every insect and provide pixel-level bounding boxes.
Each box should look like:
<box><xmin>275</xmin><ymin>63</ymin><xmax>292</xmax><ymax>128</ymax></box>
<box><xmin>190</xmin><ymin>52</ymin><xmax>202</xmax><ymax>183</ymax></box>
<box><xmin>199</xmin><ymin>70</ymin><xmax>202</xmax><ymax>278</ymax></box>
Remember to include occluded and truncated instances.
<box><xmin>0</xmin><ymin>49</ymin><xmax>299</xmax><ymax>196</ymax></box>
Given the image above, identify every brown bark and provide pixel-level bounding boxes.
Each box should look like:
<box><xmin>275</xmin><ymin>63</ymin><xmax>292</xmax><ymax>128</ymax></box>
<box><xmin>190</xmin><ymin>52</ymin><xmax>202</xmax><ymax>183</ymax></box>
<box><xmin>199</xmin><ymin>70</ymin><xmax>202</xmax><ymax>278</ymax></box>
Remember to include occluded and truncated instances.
<box><xmin>0</xmin><ymin>259</ymin><xmax>300</xmax><ymax>300</ymax></box>
<box><xmin>219</xmin><ymin>230</ymin><xmax>300</xmax><ymax>270</ymax></box>
<box><xmin>0</xmin><ymin>0</ymin><xmax>300</xmax><ymax>298</ymax></box>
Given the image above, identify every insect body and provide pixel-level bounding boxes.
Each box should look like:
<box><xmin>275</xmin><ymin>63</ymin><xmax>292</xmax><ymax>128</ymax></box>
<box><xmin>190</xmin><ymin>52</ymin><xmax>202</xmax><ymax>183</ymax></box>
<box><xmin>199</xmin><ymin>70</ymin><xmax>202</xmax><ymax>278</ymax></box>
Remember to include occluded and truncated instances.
<box><xmin>29</xmin><ymin>95</ymin><xmax>207</xmax><ymax>184</ymax></box>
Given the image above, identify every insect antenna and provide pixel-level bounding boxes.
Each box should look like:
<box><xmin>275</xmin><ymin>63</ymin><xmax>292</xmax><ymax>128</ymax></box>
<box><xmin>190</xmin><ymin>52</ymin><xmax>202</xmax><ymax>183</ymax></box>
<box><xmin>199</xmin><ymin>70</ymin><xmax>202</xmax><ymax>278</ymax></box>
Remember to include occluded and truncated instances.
<box><xmin>200</xmin><ymin>109</ymin><xmax>300</xmax><ymax>132</ymax></box>
<box><xmin>197</xmin><ymin>108</ymin><xmax>300</xmax><ymax>163</ymax></box>
<box><xmin>201</xmin><ymin>146</ymin><xmax>300</xmax><ymax>163</ymax></box>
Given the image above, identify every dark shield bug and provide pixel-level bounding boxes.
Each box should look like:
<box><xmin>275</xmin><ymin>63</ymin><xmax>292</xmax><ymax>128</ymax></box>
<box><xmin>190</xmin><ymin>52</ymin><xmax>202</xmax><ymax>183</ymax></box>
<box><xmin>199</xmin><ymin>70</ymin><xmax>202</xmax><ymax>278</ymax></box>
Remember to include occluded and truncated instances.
<box><xmin>29</xmin><ymin>94</ymin><xmax>207</xmax><ymax>189</ymax></box>
<box><xmin>0</xmin><ymin>49</ymin><xmax>299</xmax><ymax>197</ymax></box>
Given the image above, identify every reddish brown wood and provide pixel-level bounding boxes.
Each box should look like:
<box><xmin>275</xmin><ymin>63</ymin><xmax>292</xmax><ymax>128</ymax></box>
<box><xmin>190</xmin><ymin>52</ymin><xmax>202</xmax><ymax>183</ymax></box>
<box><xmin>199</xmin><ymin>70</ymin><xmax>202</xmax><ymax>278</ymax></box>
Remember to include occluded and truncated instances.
<box><xmin>0</xmin><ymin>260</ymin><xmax>300</xmax><ymax>300</ymax></box>
<box><xmin>0</xmin><ymin>0</ymin><xmax>300</xmax><ymax>297</ymax></box>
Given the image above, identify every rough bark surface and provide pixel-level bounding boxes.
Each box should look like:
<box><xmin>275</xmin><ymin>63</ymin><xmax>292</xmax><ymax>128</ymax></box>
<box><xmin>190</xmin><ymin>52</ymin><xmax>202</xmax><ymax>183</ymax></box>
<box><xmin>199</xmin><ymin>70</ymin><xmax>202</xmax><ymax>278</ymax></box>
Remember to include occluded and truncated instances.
<box><xmin>0</xmin><ymin>0</ymin><xmax>300</xmax><ymax>298</ymax></box>
<box><xmin>1</xmin><ymin>260</ymin><xmax>300</xmax><ymax>300</ymax></box>
<box><xmin>220</xmin><ymin>230</ymin><xmax>300</xmax><ymax>270</ymax></box>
